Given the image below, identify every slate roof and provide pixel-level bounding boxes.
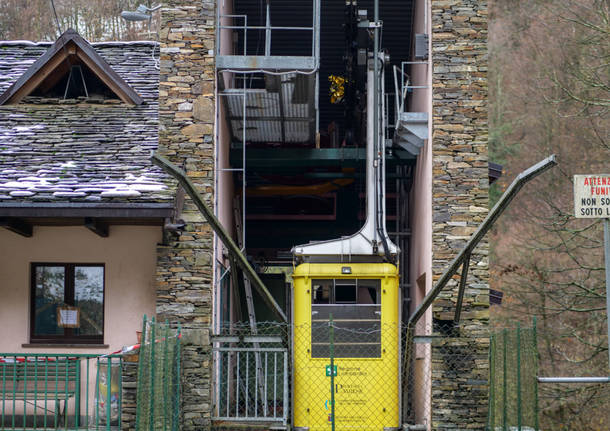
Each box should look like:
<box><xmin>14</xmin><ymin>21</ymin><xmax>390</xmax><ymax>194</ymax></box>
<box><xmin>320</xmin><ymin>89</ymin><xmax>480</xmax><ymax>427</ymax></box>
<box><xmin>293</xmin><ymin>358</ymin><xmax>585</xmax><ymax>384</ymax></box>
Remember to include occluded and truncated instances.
<box><xmin>0</xmin><ymin>38</ymin><xmax>175</xmax><ymax>205</ymax></box>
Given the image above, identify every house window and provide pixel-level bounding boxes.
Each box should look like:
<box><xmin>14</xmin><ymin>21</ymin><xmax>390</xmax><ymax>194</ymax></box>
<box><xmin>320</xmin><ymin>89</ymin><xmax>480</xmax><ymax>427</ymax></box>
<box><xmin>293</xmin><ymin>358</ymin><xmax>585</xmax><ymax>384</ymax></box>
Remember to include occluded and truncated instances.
<box><xmin>30</xmin><ymin>263</ymin><xmax>104</xmax><ymax>344</ymax></box>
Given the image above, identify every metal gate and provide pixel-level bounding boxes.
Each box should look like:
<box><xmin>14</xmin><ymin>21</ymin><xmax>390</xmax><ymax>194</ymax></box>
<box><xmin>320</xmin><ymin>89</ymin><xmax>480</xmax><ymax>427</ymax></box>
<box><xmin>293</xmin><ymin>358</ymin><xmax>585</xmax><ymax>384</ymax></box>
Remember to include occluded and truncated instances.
<box><xmin>212</xmin><ymin>327</ymin><xmax>288</xmax><ymax>425</ymax></box>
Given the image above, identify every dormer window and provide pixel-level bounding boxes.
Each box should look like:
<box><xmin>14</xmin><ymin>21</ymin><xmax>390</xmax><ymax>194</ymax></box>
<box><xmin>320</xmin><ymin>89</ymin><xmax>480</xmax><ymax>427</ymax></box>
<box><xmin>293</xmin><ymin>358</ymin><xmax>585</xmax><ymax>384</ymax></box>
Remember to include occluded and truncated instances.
<box><xmin>30</xmin><ymin>61</ymin><xmax>118</xmax><ymax>101</ymax></box>
<box><xmin>0</xmin><ymin>29</ymin><xmax>142</xmax><ymax>105</ymax></box>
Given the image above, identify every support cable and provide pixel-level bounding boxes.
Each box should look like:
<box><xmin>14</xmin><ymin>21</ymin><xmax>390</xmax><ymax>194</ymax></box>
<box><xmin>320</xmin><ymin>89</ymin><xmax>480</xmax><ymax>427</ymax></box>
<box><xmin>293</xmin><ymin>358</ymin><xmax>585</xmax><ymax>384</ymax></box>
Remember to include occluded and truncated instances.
<box><xmin>408</xmin><ymin>155</ymin><xmax>558</xmax><ymax>328</ymax></box>
<box><xmin>151</xmin><ymin>153</ymin><xmax>288</xmax><ymax>322</ymax></box>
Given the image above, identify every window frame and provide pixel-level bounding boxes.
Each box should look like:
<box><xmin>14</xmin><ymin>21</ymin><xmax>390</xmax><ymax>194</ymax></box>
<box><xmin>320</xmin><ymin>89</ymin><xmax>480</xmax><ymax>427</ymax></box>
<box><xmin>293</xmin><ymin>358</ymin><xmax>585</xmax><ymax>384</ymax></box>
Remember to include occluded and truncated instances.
<box><xmin>310</xmin><ymin>278</ymin><xmax>382</xmax><ymax>358</ymax></box>
<box><xmin>29</xmin><ymin>262</ymin><xmax>105</xmax><ymax>345</ymax></box>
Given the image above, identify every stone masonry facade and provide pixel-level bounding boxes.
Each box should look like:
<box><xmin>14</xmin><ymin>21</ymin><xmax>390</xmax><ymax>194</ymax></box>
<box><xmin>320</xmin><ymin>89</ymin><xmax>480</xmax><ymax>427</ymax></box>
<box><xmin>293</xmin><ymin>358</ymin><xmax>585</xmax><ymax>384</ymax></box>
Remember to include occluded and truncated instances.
<box><xmin>156</xmin><ymin>1</ymin><xmax>216</xmax><ymax>429</ymax></box>
<box><xmin>431</xmin><ymin>0</ymin><xmax>490</xmax><ymax>429</ymax></box>
<box><xmin>152</xmin><ymin>0</ymin><xmax>490</xmax><ymax>430</ymax></box>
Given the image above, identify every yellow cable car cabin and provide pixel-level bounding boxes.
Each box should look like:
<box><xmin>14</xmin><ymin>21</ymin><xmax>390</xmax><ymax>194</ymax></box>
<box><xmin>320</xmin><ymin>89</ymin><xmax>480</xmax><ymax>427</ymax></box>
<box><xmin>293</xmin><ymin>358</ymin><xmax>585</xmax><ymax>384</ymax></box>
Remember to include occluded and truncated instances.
<box><xmin>290</xmin><ymin>7</ymin><xmax>402</xmax><ymax>429</ymax></box>
<box><xmin>292</xmin><ymin>263</ymin><xmax>400</xmax><ymax>431</ymax></box>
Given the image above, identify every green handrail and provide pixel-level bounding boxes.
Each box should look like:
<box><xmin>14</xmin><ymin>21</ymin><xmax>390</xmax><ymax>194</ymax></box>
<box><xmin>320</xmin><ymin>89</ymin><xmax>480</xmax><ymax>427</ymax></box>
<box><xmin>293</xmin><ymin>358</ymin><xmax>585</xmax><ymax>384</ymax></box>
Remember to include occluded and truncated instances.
<box><xmin>0</xmin><ymin>352</ymin><xmax>122</xmax><ymax>431</ymax></box>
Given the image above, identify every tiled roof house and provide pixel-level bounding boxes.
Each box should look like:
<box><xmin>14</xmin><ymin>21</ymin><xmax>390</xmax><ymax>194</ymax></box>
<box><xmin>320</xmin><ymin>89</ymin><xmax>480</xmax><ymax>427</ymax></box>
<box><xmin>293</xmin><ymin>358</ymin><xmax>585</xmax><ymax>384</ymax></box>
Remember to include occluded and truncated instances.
<box><xmin>0</xmin><ymin>29</ymin><xmax>174</xmax><ymax>208</ymax></box>
<box><xmin>0</xmin><ymin>29</ymin><xmax>176</xmax><ymax>353</ymax></box>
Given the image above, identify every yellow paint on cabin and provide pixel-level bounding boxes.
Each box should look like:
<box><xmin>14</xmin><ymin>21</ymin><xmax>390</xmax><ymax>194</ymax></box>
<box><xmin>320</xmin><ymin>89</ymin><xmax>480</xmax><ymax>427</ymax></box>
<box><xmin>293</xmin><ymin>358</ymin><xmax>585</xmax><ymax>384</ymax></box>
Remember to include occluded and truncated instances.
<box><xmin>292</xmin><ymin>263</ymin><xmax>400</xmax><ymax>430</ymax></box>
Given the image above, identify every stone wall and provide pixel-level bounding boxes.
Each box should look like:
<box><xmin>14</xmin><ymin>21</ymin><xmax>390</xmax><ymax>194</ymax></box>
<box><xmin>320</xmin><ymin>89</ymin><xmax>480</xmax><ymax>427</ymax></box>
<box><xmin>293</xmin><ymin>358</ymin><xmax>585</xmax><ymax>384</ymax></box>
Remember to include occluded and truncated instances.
<box><xmin>157</xmin><ymin>0</ymin><xmax>216</xmax><ymax>429</ymax></box>
<box><xmin>431</xmin><ymin>0</ymin><xmax>489</xmax><ymax>428</ymax></box>
<box><xmin>121</xmin><ymin>361</ymin><xmax>138</xmax><ymax>431</ymax></box>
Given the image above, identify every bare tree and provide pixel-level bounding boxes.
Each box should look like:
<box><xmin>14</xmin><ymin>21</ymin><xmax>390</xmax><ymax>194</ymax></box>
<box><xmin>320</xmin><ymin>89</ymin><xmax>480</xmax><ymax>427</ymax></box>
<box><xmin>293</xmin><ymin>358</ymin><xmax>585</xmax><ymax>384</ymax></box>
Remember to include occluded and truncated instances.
<box><xmin>490</xmin><ymin>1</ymin><xmax>609</xmax><ymax>429</ymax></box>
<box><xmin>0</xmin><ymin>0</ymin><xmax>160</xmax><ymax>42</ymax></box>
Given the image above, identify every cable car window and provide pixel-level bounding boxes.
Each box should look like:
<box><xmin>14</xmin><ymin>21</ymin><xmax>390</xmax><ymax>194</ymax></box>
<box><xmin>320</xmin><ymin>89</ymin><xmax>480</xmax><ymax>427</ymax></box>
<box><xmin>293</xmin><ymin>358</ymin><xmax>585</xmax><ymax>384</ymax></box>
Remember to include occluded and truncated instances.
<box><xmin>311</xmin><ymin>279</ymin><xmax>382</xmax><ymax>358</ymax></box>
<box><xmin>312</xmin><ymin>280</ymin><xmax>332</xmax><ymax>304</ymax></box>
<box><xmin>334</xmin><ymin>283</ymin><xmax>357</xmax><ymax>303</ymax></box>
<box><xmin>358</xmin><ymin>279</ymin><xmax>380</xmax><ymax>304</ymax></box>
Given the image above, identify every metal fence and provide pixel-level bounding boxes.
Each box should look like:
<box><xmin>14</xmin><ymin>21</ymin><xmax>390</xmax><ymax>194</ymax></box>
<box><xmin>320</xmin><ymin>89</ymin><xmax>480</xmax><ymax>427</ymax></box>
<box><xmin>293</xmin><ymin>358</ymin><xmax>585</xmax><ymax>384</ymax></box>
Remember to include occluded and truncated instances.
<box><xmin>402</xmin><ymin>322</ymin><xmax>491</xmax><ymax>431</ymax></box>
<box><xmin>0</xmin><ymin>353</ymin><xmax>123</xmax><ymax>430</ymax></box>
<box><xmin>135</xmin><ymin>316</ymin><xmax>181</xmax><ymax>431</ymax></box>
<box><xmin>212</xmin><ymin>322</ymin><xmax>288</xmax><ymax>425</ymax></box>
<box><xmin>215</xmin><ymin>0</ymin><xmax>320</xmax><ymax>59</ymax></box>
<box><xmin>487</xmin><ymin>324</ymin><xmax>538</xmax><ymax>431</ymax></box>
<box><xmin>293</xmin><ymin>319</ymin><xmax>403</xmax><ymax>431</ymax></box>
<box><xmin>212</xmin><ymin>321</ymin><xmax>491</xmax><ymax>431</ymax></box>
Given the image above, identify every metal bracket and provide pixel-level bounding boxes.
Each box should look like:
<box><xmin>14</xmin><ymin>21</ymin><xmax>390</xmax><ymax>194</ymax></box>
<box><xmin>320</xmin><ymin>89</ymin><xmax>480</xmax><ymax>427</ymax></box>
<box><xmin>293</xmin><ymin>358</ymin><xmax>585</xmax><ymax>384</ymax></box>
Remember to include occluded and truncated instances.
<box><xmin>407</xmin><ymin>155</ymin><xmax>558</xmax><ymax>328</ymax></box>
<box><xmin>358</xmin><ymin>20</ymin><xmax>382</xmax><ymax>28</ymax></box>
<box><xmin>453</xmin><ymin>251</ymin><xmax>471</xmax><ymax>324</ymax></box>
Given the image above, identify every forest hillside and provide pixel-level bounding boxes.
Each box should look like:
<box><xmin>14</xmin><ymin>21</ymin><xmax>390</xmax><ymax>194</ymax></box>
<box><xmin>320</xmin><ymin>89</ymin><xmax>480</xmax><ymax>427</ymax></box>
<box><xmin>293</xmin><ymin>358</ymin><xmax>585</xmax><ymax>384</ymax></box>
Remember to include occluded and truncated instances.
<box><xmin>0</xmin><ymin>0</ymin><xmax>159</xmax><ymax>42</ymax></box>
<box><xmin>489</xmin><ymin>1</ymin><xmax>609</xmax><ymax>429</ymax></box>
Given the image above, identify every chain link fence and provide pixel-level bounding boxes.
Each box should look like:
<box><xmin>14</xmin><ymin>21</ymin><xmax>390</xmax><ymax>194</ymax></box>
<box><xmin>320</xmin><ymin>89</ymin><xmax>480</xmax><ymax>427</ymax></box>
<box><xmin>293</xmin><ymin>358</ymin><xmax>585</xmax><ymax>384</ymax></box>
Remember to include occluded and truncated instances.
<box><xmin>135</xmin><ymin>316</ymin><xmax>181</xmax><ymax>431</ymax></box>
<box><xmin>402</xmin><ymin>322</ymin><xmax>491</xmax><ymax>431</ymax></box>
<box><xmin>293</xmin><ymin>319</ymin><xmax>402</xmax><ymax>430</ymax></box>
<box><xmin>211</xmin><ymin>320</ymin><xmax>491</xmax><ymax>431</ymax></box>
<box><xmin>487</xmin><ymin>324</ymin><xmax>538</xmax><ymax>431</ymax></box>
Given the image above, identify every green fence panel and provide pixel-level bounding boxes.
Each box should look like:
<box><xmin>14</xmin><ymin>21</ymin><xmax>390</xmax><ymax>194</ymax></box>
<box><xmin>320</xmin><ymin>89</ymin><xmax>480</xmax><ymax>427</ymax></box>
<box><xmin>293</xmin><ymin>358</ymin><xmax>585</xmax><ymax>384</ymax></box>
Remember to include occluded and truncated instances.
<box><xmin>487</xmin><ymin>322</ymin><xmax>538</xmax><ymax>430</ymax></box>
<box><xmin>0</xmin><ymin>352</ymin><xmax>122</xmax><ymax>431</ymax></box>
<box><xmin>135</xmin><ymin>316</ymin><xmax>181</xmax><ymax>431</ymax></box>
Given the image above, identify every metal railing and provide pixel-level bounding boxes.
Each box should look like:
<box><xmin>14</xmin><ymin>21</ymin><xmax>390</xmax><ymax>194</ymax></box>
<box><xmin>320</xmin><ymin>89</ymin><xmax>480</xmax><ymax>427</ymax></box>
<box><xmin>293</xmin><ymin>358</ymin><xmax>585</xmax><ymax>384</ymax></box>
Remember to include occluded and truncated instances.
<box><xmin>212</xmin><ymin>324</ymin><xmax>288</xmax><ymax>424</ymax></box>
<box><xmin>216</xmin><ymin>0</ymin><xmax>320</xmax><ymax>60</ymax></box>
<box><xmin>392</xmin><ymin>61</ymin><xmax>430</xmax><ymax>121</ymax></box>
<box><xmin>0</xmin><ymin>353</ymin><xmax>122</xmax><ymax>430</ymax></box>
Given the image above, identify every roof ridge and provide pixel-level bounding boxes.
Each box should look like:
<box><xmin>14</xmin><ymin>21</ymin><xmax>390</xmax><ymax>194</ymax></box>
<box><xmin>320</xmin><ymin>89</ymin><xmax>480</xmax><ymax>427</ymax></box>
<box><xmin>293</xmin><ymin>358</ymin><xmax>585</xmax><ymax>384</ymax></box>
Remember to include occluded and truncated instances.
<box><xmin>0</xmin><ymin>40</ymin><xmax>159</xmax><ymax>47</ymax></box>
<box><xmin>0</xmin><ymin>29</ymin><xmax>144</xmax><ymax>105</ymax></box>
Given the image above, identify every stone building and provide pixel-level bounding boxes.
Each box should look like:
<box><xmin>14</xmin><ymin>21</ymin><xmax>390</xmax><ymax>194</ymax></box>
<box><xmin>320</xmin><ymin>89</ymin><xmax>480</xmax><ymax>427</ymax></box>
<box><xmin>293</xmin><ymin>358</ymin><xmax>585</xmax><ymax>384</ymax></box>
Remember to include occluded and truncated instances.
<box><xmin>0</xmin><ymin>0</ymin><xmax>490</xmax><ymax>429</ymax></box>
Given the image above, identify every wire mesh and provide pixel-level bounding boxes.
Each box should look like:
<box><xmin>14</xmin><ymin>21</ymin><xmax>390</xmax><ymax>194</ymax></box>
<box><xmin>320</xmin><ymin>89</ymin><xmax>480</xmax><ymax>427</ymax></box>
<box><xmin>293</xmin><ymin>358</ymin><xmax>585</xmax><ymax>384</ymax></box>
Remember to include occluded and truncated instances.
<box><xmin>212</xmin><ymin>320</ymin><xmax>491</xmax><ymax>431</ymax></box>
<box><xmin>135</xmin><ymin>316</ymin><xmax>181</xmax><ymax>431</ymax></box>
<box><xmin>402</xmin><ymin>322</ymin><xmax>491</xmax><ymax>431</ymax></box>
<box><xmin>488</xmin><ymin>325</ymin><xmax>538</xmax><ymax>431</ymax></box>
<box><xmin>293</xmin><ymin>320</ymin><xmax>401</xmax><ymax>431</ymax></box>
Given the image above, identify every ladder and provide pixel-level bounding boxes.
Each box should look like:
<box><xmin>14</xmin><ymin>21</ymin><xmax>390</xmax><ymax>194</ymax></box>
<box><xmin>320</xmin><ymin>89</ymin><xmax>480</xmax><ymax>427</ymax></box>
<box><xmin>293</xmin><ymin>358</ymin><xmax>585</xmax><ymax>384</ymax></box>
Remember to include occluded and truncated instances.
<box><xmin>233</xmin><ymin>197</ymin><xmax>267</xmax><ymax>413</ymax></box>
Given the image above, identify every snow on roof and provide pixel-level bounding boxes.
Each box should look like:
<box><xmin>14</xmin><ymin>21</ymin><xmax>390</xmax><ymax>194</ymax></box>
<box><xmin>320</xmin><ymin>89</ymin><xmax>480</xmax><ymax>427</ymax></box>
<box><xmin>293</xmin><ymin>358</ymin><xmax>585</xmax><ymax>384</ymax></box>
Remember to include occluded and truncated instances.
<box><xmin>0</xmin><ymin>35</ymin><xmax>174</xmax><ymax>205</ymax></box>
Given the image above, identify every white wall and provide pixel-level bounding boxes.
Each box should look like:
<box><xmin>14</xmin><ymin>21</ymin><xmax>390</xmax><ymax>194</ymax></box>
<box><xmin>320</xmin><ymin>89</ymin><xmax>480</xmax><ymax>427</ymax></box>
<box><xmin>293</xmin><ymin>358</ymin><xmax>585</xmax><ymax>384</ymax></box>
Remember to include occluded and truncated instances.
<box><xmin>0</xmin><ymin>225</ymin><xmax>160</xmax><ymax>353</ymax></box>
<box><xmin>0</xmin><ymin>225</ymin><xmax>161</xmax><ymax>421</ymax></box>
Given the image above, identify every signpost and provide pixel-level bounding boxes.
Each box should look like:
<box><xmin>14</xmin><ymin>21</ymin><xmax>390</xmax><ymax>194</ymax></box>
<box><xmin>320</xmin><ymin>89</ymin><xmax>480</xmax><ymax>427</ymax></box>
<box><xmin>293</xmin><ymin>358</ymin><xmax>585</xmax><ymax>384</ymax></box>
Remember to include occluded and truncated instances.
<box><xmin>573</xmin><ymin>175</ymin><xmax>610</xmax><ymax>218</ymax></box>
<box><xmin>574</xmin><ymin>174</ymin><xmax>610</xmax><ymax>372</ymax></box>
<box><xmin>537</xmin><ymin>174</ymin><xmax>610</xmax><ymax>383</ymax></box>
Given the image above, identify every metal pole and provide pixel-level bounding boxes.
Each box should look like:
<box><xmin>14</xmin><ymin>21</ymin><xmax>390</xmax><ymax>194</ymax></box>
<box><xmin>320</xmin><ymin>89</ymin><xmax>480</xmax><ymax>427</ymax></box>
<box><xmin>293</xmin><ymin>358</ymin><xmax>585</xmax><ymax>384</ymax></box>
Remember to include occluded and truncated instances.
<box><xmin>489</xmin><ymin>333</ymin><xmax>495</xmax><ymax>429</ymax></box>
<box><xmin>152</xmin><ymin>153</ymin><xmax>288</xmax><ymax>322</ymax></box>
<box><xmin>330</xmin><ymin>313</ymin><xmax>335</xmax><ymax>431</ymax></box>
<box><xmin>408</xmin><ymin>155</ymin><xmax>557</xmax><ymax>327</ymax></box>
<box><xmin>149</xmin><ymin>317</ymin><xmax>156</xmax><ymax>431</ymax></box>
<box><xmin>604</xmin><ymin>218</ymin><xmax>610</xmax><ymax>375</ymax></box>
<box><xmin>174</xmin><ymin>322</ymin><xmax>181</xmax><ymax>431</ymax></box>
<box><xmin>242</xmin><ymin>77</ymin><xmax>247</xmax><ymax>250</ymax></box>
<box><xmin>502</xmin><ymin>329</ymin><xmax>507</xmax><ymax>431</ymax></box>
<box><xmin>533</xmin><ymin>317</ymin><xmax>539</xmax><ymax>431</ymax></box>
<box><xmin>538</xmin><ymin>376</ymin><xmax>610</xmax><ymax>383</ymax></box>
<box><xmin>373</xmin><ymin>0</ymin><xmax>380</xmax><ymax>251</ymax></box>
<box><xmin>265</xmin><ymin>1</ymin><xmax>271</xmax><ymax>57</ymax></box>
<box><xmin>517</xmin><ymin>323</ymin><xmax>522</xmax><ymax>431</ymax></box>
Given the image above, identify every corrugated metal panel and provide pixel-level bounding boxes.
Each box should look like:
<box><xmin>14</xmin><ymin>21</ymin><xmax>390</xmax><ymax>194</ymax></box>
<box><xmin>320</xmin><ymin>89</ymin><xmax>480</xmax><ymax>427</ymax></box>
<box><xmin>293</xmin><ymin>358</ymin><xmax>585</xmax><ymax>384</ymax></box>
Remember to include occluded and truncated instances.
<box><xmin>281</xmin><ymin>74</ymin><xmax>312</xmax><ymax>119</ymax></box>
<box><xmin>227</xmin><ymin>1</ymin><xmax>415</xmax><ymax>138</ymax></box>
<box><xmin>233</xmin><ymin>0</ymin><xmax>415</xmax><ymax>130</ymax></box>
<box><xmin>223</xmin><ymin>72</ymin><xmax>315</xmax><ymax>143</ymax></box>
<box><xmin>284</xmin><ymin>121</ymin><xmax>311</xmax><ymax>142</ymax></box>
